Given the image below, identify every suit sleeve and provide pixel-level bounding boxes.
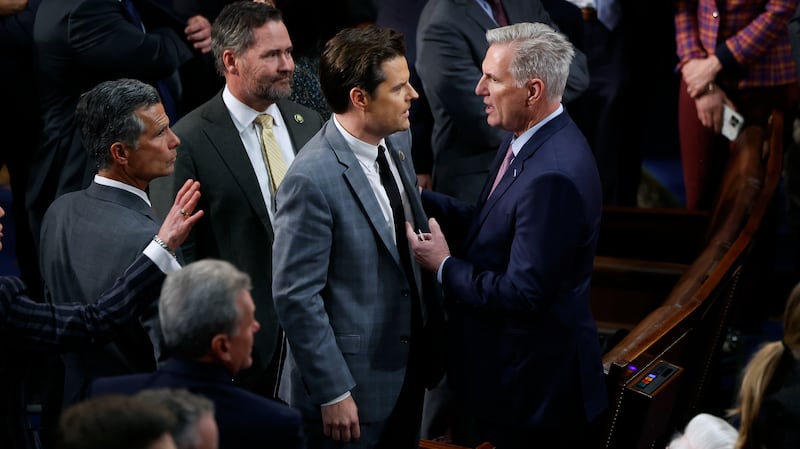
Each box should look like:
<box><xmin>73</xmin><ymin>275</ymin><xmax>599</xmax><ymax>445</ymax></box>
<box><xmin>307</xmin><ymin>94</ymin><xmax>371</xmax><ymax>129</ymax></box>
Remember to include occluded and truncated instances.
<box><xmin>67</xmin><ymin>0</ymin><xmax>192</xmax><ymax>81</ymax></box>
<box><xmin>0</xmin><ymin>253</ymin><xmax>164</xmax><ymax>351</ymax></box>
<box><xmin>272</xmin><ymin>170</ymin><xmax>357</xmax><ymax>404</ymax></box>
<box><xmin>441</xmin><ymin>172</ymin><xmax>588</xmax><ymax>312</ymax></box>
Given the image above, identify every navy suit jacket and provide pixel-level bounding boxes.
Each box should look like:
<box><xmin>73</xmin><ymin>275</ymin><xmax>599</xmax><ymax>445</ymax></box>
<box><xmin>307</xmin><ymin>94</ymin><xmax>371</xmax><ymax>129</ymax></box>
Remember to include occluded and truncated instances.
<box><xmin>1</xmin><ymin>253</ymin><xmax>163</xmax><ymax>351</ymax></box>
<box><xmin>88</xmin><ymin>357</ymin><xmax>305</xmax><ymax>449</ymax></box>
<box><xmin>422</xmin><ymin>110</ymin><xmax>607</xmax><ymax>446</ymax></box>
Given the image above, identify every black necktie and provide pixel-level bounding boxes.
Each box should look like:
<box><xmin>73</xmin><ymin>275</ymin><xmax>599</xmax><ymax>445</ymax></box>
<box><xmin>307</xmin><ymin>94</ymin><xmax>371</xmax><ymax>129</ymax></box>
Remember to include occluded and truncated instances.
<box><xmin>376</xmin><ymin>146</ymin><xmax>418</xmax><ymax>293</ymax></box>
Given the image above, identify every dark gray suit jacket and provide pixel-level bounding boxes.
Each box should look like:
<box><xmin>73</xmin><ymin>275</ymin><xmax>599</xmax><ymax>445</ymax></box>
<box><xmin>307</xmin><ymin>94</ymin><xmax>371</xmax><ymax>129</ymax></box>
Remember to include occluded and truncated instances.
<box><xmin>29</xmin><ymin>0</ymin><xmax>193</xmax><ymax>243</ymax></box>
<box><xmin>272</xmin><ymin>122</ymin><xmax>445</xmax><ymax>430</ymax></box>
<box><xmin>39</xmin><ymin>182</ymin><xmax>163</xmax><ymax>404</ymax></box>
<box><xmin>416</xmin><ymin>0</ymin><xmax>589</xmax><ymax>203</ymax></box>
<box><xmin>166</xmin><ymin>92</ymin><xmax>324</xmax><ymax>395</ymax></box>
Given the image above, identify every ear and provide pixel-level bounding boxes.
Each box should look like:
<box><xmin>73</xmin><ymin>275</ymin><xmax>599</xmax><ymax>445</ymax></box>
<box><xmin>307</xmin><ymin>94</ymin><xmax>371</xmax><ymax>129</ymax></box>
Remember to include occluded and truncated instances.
<box><xmin>526</xmin><ymin>78</ymin><xmax>544</xmax><ymax>105</ymax></box>
<box><xmin>222</xmin><ymin>49</ymin><xmax>238</xmax><ymax>75</ymax></box>
<box><xmin>210</xmin><ymin>334</ymin><xmax>232</xmax><ymax>363</ymax></box>
<box><xmin>109</xmin><ymin>142</ymin><xmax>128</xmax><ymax>165</ymax></box>
<box><xmin>349</xmin><ymin>87</ymin><xmax>369</xmax><ymax>112</ymax></box>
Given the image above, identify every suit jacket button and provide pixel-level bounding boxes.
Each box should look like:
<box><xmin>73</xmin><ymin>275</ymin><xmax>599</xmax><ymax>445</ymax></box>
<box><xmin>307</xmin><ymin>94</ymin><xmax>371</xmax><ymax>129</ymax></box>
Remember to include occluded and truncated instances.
<box><xmin>401</xmin><ymin>289</ymin><xmax>409</xmax><ymax>297</ymax></box>
<box><xmin>400</xmin><ymin>335</ymin><xmax>409</xmax><ymax>344</ymax></box>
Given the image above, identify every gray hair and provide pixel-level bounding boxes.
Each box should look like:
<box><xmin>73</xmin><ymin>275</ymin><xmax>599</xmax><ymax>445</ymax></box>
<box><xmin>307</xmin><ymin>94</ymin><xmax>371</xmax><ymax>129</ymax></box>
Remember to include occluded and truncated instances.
<box><xmin>135</xmin><ymin>389</ymin><xmax>215</xmax><ymax>449</ymax></box>
<box><xmin>159</xmin><ymin>259</ymin><xmax>252</xmax><ymax>358</ymax></box>
<box><xmin>75</xmin><ymin>79</ymin><xmax>161</xmax><ymax>170</ymax></box>
<box><xmin>211</xmin><ymin>1</ymin><xmax>284</xmax><ymax>76</ymax></box>
<box><xmin>485</xmin><ymin>22</ymin><xmax>574</xmax><ymax>101</ymax></box>
<box><xmin>667</xmin><ymin>413</ymin><xmax>738</xmax><ymax>449</ymax></box>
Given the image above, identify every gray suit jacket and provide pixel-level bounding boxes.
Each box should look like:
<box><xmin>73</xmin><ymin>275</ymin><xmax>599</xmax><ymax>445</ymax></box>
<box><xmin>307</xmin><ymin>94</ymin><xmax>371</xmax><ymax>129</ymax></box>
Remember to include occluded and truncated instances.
<box><xmin>272</xmin><ymin>121</ymin><xmax>444</xmax><ymax>425</ymax></box>
<box><xmin>416</xmin><ymin>0</ymin><xmax>589</xmax><ymax>203</ymax></box>
<box><xmin>39</xmin><ymin>182</ymin><xmax>162</xmax><ymax>404</ymax></box>
<box><xmin>165</xmin><ymin>92</ymin><xmax>323</xmax><ymax>393</ymax></box>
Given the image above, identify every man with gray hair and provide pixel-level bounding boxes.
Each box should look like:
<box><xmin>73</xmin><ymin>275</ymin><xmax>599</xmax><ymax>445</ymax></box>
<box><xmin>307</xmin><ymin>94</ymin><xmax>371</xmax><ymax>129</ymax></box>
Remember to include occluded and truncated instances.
<box><xmin>88</xmin><ymin>259</ymin><xmax>305</xmax><ymax>449</ymax></box>
<box><xmin>39</xmin><ymin>78</ymin><xmax>200</xmax><ymax>408</ymax></box>
<box><xmin>135</xmin><ymin>389</ymin><xmax>218</xmax><ymax>449</ymax></box>
<box><xmin>147</xmin><ymin>0</ymin><xmax>324</xmax><ymax>398</ymax></box>
<box><xmin>407</xmin><ymin>22</ymin><xmax>607</xmax><ymax>448</ymax></box>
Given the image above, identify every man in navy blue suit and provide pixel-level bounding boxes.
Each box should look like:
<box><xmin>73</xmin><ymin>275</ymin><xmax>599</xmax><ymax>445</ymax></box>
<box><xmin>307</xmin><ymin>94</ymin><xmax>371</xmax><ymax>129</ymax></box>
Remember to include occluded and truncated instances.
<box><xmin>88</xmin><ymin>259</ymin><xmax>305</xmax><ymax>449</ymax></box>
<box><xmin>407</xmin><ymin>22</ymin><xmax>607</xmax><ymax>449</ymax></box>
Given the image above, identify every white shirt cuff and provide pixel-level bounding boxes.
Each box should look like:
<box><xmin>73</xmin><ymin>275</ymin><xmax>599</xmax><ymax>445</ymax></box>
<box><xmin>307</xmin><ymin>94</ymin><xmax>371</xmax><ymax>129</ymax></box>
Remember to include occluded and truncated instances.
<box><xmin>321</xmin><ymin>391</ymin><xmax>351</xmax><ymax>407</ymax></box>
<box><xmin>143</xmin><ymin>241</ymin><xmax>182</xmax><ymax>273</ymax></box>
<box><xmin>436</xmin><ymin>255</ymin><xmax>451</xmax><ymax>284</ymax></box>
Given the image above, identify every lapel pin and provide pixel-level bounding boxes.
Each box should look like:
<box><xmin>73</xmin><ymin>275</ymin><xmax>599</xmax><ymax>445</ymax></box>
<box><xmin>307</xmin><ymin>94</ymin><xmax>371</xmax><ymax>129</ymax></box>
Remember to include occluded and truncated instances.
<box><xmin>396</xmin><ymin>150</ymin><xmax>406</xmax><ymax>161</ymax></box>
<box><xmin>293</xmin><ymin>114</ymin><xmax>304</xmax><ymax>124</ymax></box>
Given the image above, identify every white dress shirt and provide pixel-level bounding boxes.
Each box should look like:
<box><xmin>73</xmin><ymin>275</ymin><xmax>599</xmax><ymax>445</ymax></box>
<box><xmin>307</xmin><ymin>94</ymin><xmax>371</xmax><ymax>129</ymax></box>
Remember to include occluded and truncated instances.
<box><xmin>222</xmin><ymin>86</ymin><xmax>296</xmax><ymax>222</ymax></box>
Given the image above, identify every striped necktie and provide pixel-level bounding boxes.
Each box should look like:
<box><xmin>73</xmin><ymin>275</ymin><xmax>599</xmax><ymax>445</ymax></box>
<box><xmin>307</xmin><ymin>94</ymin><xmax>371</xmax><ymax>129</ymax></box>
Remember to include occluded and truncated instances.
<box><xmin>255</xmin><ymin>114</ymin><xmax>287</xmax><ymax>191</ymax></box>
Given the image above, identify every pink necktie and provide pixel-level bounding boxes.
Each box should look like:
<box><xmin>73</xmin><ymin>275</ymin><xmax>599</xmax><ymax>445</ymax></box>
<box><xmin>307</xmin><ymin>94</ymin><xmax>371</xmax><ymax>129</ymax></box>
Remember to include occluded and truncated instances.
<box><xmin>488</xmin><ymin>144</ymin><xmax>514</xmax><ymax>198</ymax></box>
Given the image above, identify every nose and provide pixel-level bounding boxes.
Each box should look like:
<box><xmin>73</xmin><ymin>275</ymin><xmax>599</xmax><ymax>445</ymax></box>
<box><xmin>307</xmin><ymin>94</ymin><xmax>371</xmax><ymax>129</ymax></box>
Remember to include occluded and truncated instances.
<box><xmin>279</xmin><ymin>52</ymin><xmax>294</xmax><ymax>73</ymax></box>
<box><xmin>475</xmin><ymin>75</ymin><xmax>488</xmax><ymax>96</ymax></box>
<box><xmin>253</xmin><ymin>320</ymin><xmax>261</xmax><ymax>333</ymax></box>
<box><xmin>409</xmin><ymin>83</ymin><xmax>419</xmax><ymax>101</ymax></box>
<box><xmin>167</xmin><ymin>128</ymin><xmax>180</xmax><ymax>149</ymax></box>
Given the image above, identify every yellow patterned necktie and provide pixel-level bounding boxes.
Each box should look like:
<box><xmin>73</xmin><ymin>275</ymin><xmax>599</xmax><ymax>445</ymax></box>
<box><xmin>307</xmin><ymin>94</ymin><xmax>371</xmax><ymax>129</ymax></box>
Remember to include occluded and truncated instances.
<box><xmin>255</xmin><ymin>113</ymin><xmax>287</xmax><ymax>191</ymax></box>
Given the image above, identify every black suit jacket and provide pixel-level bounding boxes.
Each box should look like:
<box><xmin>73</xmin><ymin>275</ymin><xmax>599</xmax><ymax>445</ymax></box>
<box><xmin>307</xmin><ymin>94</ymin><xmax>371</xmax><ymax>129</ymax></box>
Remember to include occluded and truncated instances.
<box><xmin>166</xmin><ymin>92</ymin><xmax>324</xmax><ymax>395</ymax></box>
<box><xmin>88</xmin><ymin>357</ymin><xmax>306</xmax><ymax>449</ymax></box>
<box><xmin>28</xmin><ymin>0</ymin><xmax>193</xmax><ymax>244</ymax></box>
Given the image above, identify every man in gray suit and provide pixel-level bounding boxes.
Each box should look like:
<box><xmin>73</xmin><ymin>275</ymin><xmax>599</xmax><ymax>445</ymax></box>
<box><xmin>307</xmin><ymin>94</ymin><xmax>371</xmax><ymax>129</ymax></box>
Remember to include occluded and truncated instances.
<box><xmin>272</xmin><ymin>26</ymin><xmax>445</xmax><ymax>449</ymax></box>
<box><xmin>416</xmin><ymin>0</ymin><xmax>589</xmax><ymax>203</ymax></box>
<box><xmin>39</xmin><ymin>78</ymin><xmax>194</xmax><ymax>406</ymax></box>
<box><xmin>164</xmin><ymin>1</ymin><xmax>324</xmax><ymax>397</ymax></box>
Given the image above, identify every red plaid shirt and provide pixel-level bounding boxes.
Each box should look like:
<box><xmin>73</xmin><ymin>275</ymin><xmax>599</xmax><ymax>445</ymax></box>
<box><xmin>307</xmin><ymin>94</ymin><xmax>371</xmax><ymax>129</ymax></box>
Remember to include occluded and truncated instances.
<box><xmin>675</xmin><ymin>0</ymin><xmax>798</xmax><ymax>88</ymax></box>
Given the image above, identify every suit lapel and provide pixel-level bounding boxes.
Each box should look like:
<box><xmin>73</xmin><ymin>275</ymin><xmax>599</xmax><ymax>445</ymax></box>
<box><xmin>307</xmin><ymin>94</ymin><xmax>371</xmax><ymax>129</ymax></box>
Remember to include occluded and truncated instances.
<box><xmin>202</xmin><ymin>95</ymin><xmax>273</xmax><ymax>232</ymax></box>
<box><xmin>276</xmin><ymin>99</ymin><xmax>321</xmax><ymax>155</ymax></box>
<box><xmin>325</xmin><ymin>124</ymin><xmax>401</xmax><ymax>267</ymax></box>
<box><xmin>385</xmin><ymin>137</ymin><xmax>428</xmax><ymax>231</ymax></box>
<box><xmin>461</xmin><ymin>0</ymin><xmax>497</xmax><ymax>30</ymax></box>
<box><xmin>466</xmin><ymin>113</ymin><xmax>570</xmax><ymax>246</ymax></box>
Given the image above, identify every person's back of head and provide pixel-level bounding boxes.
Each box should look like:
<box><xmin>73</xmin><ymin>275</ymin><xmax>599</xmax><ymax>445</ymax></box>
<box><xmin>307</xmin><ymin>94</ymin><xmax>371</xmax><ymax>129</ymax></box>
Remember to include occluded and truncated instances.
<box><xmin>135</xmin><ymin>388</ymin><xmax>218</xmax><ymax>449</ymax></box>
<box><xmin>58</xmin><ymin>394</ymin><xmax>177</xmax><ymax>449</ymax></box>
<box><xmin>668</xmin><ymin>413</ymin><xmax>738</xmax><ymax>449</ymax></box>
<box><xmin>732</xmin><ymin>282</ymin><xmax>800</xmax><ymax>449</ymax></box>
<box><xmin>159</xmin><ymin>259</ymin><xmax>256</xmax><ymax>374</ymax></box>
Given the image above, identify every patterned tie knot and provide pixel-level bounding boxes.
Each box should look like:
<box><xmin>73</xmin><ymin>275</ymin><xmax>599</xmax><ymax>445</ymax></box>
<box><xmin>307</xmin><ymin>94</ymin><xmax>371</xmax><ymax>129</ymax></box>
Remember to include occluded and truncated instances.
<box><xmin>256</xmin><ymin>113</ymin><xmax>274</xmax><ymax>129</ymax></box>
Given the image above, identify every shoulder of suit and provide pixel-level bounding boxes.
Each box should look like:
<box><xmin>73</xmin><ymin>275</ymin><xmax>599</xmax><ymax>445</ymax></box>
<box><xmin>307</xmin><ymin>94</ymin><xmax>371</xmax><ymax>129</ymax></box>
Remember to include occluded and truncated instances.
<box><xmin>277</xmin><ymin>99</ymin><xmax>325</xmax><ymax>126</ymax></box>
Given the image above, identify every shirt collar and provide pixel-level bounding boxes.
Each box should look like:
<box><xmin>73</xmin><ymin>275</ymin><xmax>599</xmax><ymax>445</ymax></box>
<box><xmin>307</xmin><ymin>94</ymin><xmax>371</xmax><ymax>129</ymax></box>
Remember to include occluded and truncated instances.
<box><xmin>332</xmin><ymin>114</ymin><xmax>387</xmax><ymax>165</ymax></box>
<box><xmin>222</xmin><ymin>86</ymin><xmax>284</xmax><ymax>131</ymax></box>
<box><xmin>510</xmin><ymin>104</ymin><xmax>564</xmax><ymax>156</ymax></box>
<box><xmin>94</xmin><ymin>174</ymin><xmax>151</xmax><ymax>206</ymax></box>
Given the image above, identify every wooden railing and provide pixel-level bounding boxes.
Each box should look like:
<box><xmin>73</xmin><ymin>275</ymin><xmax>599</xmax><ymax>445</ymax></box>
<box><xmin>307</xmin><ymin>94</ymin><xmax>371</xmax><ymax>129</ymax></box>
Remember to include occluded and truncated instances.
<box><xmin>591</xmin><ymin>111</ymin><xmax>784</xmax><ymax>449</ymax></box>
